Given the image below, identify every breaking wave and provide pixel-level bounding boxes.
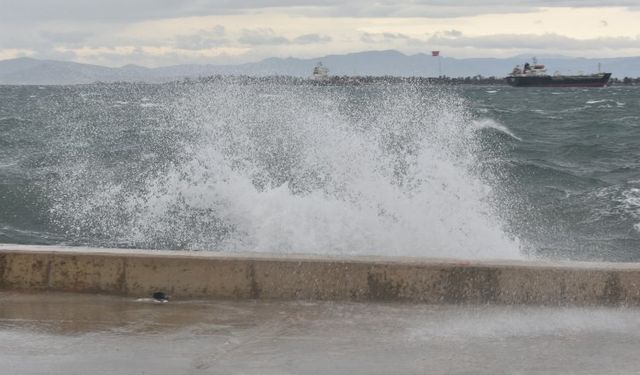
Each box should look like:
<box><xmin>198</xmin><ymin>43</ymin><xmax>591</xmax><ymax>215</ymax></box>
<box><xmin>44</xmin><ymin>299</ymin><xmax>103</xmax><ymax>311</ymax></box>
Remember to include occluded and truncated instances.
<box><xmin>47</xmin><ymin>83</ymin><xmax>521</xmax><ymax>259</ymax></box>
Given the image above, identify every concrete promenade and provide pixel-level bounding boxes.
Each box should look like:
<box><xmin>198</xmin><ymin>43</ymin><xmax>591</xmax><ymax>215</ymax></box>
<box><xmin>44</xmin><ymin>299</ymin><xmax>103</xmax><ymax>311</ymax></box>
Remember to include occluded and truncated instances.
<box><xmin>3</xmin><ymin>292</ymin><xmax>640</xmax><ymax>374</ymax></box>
<box><xmin>3</xmin><ymin>244</ymin><xmax>640</xmax><ymax>305</ymax></box>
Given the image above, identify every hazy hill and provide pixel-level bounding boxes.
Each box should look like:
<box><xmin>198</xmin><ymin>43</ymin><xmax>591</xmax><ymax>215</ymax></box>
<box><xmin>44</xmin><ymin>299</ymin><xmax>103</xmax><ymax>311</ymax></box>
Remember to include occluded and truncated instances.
<box><xmin>1</xmin><ymin>51</ymin><xmax>638</xmax><ymax>85</ymax></box>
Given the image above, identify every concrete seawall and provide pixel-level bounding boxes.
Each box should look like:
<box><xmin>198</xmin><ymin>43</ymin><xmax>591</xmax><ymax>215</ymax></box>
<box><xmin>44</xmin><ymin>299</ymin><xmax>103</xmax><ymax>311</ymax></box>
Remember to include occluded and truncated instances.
<box><xmin>2</xmin><ymin>244</ymin><xmax>640</xmax><ymax>305</ymax></box>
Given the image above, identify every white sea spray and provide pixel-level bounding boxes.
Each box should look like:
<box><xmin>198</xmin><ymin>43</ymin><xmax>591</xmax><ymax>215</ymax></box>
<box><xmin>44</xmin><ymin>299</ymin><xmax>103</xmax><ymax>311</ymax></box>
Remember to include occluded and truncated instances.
<box><xmin>49</xmin><ymin>82</ymin><xmax>521</xmax><ymax>259</ymax></box>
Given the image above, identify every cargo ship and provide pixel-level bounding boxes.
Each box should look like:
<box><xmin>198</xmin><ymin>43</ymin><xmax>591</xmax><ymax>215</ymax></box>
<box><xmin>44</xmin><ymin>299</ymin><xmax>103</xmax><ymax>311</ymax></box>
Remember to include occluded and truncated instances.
<box><xmin>506</xmin><ymin>59</ymin><xmax>611</xmax><ymax>87</ymax></box>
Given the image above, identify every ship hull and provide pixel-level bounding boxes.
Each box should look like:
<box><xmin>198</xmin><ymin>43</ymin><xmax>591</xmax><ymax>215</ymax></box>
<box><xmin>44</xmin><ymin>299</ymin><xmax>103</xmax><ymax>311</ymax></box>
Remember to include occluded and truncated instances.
<box><xmin>506</xmin><ymin>73</ymin><xmax>611</xmax><ymax>87</ymax></box>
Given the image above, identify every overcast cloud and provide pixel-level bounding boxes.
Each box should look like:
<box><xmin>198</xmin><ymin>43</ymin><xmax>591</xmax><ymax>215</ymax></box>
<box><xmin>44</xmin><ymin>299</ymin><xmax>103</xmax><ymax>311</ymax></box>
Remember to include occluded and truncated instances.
<box><xmin>1</xmin><ymin>0</ymin><xmax>639</xmax><ymax>66</ymax></box>
<box><xmin>3</xmin><ymin>0</ymin><xmax>640</xmax><ymax>21</ymax></box>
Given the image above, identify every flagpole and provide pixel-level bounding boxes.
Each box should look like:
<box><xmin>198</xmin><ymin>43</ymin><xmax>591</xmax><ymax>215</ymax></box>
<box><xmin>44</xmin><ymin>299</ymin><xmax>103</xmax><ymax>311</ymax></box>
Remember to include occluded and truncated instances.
<box><xmin>431</xmin><ymin>51</ymin><xmax>441</xmax><ymax>78</ymax></box>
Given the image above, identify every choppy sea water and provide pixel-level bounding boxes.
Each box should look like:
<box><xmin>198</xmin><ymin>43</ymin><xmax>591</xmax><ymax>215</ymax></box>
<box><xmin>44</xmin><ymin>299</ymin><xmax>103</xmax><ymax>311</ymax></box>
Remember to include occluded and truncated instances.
<box><xmin>0</xmin><ymin>82</ymin><xmax>638</xmax><ymax>261</ymax></box>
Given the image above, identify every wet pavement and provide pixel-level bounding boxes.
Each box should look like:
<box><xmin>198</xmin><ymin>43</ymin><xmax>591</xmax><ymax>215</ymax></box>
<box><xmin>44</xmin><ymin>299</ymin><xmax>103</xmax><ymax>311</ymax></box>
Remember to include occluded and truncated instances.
<box><xmin>2</xmin><ymin>292</ymin><xmax>640</xmax><ymax>374</ymax></box>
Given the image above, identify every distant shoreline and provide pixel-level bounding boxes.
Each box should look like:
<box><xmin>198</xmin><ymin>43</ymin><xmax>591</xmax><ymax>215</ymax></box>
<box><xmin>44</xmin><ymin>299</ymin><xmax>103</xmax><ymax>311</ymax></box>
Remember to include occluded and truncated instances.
<box><xmin>2</xmin><ymin>74</ymin><xmax>639</xmax><ymax>86</ymax></box>
<box><xmin>174</xmin><ymin>74</ymin><xmax>640</xmax><ymax>87</ymax></box>
<box><xmin>3</xmin><ymin>54</ymin><xmax>640</xmax><ymax>85</ymax></box>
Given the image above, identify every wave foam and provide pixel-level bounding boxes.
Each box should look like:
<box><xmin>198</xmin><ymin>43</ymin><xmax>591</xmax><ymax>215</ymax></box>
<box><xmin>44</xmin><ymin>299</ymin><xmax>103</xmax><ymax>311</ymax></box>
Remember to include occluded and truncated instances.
<box><xmin>48</xmin><ymin>83</ymin><xmax>521</xmax><ymax>259</ymax></box>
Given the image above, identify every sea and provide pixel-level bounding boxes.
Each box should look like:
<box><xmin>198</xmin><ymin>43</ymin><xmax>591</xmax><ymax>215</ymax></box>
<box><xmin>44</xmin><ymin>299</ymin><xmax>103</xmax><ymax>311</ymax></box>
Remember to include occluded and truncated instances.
<box><xmin>1</xmin><ymin>81</ymin><xmax>638</xmax><ymax>261</ymax></box>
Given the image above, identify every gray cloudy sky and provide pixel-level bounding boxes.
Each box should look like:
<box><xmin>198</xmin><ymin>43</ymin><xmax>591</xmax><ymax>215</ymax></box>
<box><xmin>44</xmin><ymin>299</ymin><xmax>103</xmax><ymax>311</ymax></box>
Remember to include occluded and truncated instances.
<box><xmin>1</xmin><ymin>0</ymin><xmax>639</xmax><ymax>66</ymax></box>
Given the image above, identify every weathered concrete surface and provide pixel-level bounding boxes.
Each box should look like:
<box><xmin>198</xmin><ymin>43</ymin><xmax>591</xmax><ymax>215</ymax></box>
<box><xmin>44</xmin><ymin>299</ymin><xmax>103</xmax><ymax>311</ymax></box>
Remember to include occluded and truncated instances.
<box><xmin>3</xmin><ymin>244</ymin><xmax>640</xmax><ymax>305</ymax></box>
<box><xmin>3</xmin><ymin>291</ymin><xmax>640</xmax><ymax>375</ymax></box>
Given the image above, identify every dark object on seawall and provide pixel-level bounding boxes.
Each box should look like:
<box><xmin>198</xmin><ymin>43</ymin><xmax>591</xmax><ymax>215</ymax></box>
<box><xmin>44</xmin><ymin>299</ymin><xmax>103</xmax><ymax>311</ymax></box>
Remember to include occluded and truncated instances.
<box><xmin>152</xmin><ymin>292</ymin><xmax>169</xmax><ymax>302</ymax></box>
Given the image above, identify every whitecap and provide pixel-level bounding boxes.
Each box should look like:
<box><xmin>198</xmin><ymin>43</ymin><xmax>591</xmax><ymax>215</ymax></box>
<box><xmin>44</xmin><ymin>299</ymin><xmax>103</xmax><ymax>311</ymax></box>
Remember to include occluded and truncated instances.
<box><xmin>140</xmin><ymin>102</ymin><xmax>160</xmax><ymax>108</ymax></box>
<box><xmin>0</xmin><ymin>161</ymin><xmax>18</xmax><ymax>169</ymax></box>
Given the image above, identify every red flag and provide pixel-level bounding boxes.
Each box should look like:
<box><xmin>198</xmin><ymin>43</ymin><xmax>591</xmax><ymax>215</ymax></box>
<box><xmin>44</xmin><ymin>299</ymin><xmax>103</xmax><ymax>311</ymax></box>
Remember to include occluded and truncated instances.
<box><xmin>431</xmin><ymin>51</ymin><xmax>440</xmax><ymax>57</ymax></box>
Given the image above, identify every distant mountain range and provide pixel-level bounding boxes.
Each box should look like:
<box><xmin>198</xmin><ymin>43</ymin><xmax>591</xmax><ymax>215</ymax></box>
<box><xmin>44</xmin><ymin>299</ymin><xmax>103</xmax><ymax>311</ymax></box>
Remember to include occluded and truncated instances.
<box><xmin>1</xmin><ymin>51</ymin><xmax>639</xmax><ymax>85</ymax></box>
